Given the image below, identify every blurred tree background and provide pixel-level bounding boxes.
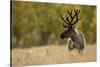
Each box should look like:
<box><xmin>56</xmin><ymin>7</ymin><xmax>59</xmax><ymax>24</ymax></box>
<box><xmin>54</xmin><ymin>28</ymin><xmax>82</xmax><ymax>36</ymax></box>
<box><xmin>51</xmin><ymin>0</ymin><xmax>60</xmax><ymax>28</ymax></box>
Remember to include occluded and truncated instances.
<box><xmin>11</xmin><ymin>1</ymin><xmax>96</xmax><ymax>48</ymax></box>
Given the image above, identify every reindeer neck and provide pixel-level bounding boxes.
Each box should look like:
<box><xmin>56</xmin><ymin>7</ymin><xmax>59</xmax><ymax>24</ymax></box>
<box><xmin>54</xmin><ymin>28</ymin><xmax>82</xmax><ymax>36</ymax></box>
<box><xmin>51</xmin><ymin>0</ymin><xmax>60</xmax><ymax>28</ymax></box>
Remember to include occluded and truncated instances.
<box><xmin>70</xmin><ymin>30</ymin><xmax>78</xmax><ymax>41</ymax></box>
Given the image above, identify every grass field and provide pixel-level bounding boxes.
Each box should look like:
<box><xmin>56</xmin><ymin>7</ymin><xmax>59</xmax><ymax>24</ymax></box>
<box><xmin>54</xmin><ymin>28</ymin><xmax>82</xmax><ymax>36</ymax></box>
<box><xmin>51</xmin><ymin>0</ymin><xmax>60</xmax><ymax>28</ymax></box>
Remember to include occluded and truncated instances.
<box><xmin>11</xmin><ymin>44</ymin><xmax>96</xmax><ymax>66</ymax></box>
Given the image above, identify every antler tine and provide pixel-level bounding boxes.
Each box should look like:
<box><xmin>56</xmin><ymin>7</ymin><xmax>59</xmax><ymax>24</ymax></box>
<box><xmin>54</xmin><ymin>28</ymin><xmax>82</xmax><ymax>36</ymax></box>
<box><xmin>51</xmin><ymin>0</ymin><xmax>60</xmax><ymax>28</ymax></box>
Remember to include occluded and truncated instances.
<box><xmin>67</xmin><ymin>9</ymin><xmax>73</xmax><ymax>23</ymax></box>
<box><xmin>62</xmin><ymin>23</ymin><xmax>68</xmax><ymax>28</ymax></box>
<box><xmin>73</xmin><ymin>9</ymin><xmax>80</xmax><ymax>18</ymax></box>
<box><xmin>66</xmin><ymin>9</ymin><xmax>76</xmax><ymax>24</ymax></box>
<box><xmin>66</xmin><ymin>16</ymin><xmax>71</xmax><ymax>23</ymax></box>
<box><xmin>67</xmin><ymin>9</ymin><xmax>73</xmax><ymax>17</ymax></box>
<box><xmin>72</xmin><ymin>9</ymin><xmax>81</xmax><ymax>26</ymax></box>
<box><xmin>72</xmin><ymin>18</ymin><xmax>80</xmax><ymax>26</ymax></box>
<box><xmin>60</xmin><ymin>13</ymin><xmax>69</xmax><ymax>25</ymax></box>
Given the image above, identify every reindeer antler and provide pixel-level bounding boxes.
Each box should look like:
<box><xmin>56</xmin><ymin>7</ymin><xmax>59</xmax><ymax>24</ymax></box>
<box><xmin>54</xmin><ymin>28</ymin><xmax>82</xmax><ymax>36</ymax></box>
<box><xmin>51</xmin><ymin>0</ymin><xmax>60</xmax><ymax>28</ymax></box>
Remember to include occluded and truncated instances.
<box><xmin>72</xmin><ymin>9</ymin><xmax>80</xmax><ymax>26</ymax></box>
<box><xmin>60</xmin><ymin>9</ymin><xmax>81</xmax><ymax>28</ymax></box>
<box><xmin>60</xmin><ymin>14</ymin><xmax>69</xmax><ymax>24</ymax></box>
<box><xmin>60</xmin><ymin>13</ymin><xmax>69</xmax><ymax>28</ymax></box>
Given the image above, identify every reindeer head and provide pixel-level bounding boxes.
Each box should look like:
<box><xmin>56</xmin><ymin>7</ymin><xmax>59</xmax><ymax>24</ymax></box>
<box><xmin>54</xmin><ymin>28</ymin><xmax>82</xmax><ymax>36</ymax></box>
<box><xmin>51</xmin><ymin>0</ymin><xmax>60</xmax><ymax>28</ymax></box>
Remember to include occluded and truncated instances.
<box><xmin>60</xmin><ymin>9</ymin><xmax>80</xmax><ymax>39</ymax></box>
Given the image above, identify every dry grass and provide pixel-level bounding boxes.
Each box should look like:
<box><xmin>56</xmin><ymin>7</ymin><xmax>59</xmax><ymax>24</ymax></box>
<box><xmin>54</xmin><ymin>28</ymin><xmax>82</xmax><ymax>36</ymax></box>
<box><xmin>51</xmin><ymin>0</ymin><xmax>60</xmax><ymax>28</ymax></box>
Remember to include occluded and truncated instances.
<box><xmin>11</xmin><ymin>44</ymin><xmax>96</xmax><ymax>66</ymax></box>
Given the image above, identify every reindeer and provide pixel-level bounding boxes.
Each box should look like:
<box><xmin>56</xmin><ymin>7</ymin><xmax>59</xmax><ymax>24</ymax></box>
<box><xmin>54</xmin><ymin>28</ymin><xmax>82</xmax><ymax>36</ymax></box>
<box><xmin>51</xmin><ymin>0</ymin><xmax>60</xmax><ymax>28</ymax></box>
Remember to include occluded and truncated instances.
<box><xmin>60</xmin><ymin>9</ymin><xmax>86</xmax><ymax>53</ymax></box>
